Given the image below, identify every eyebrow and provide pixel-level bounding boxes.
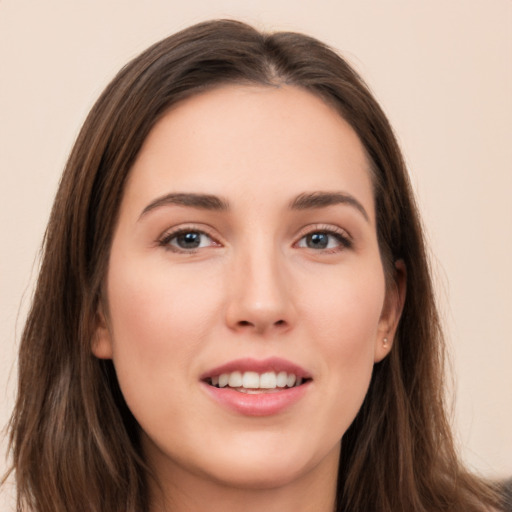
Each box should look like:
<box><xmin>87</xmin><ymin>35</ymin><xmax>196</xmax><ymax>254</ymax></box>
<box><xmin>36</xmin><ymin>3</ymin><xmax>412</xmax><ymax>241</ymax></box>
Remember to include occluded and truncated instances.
<box><xmin>290</xmin><ymin>191</ymin><xmax>369</xmax><ymax>222</ymax></box>
<box><xmin>139</xmin><ymin>192</ymin><xmax>229</xmax><ymax>220</ymax></box>
<box><xmin>139</xmin><ymin>190</ymin><xmax>369</xmax><ymax>222</ymax></box>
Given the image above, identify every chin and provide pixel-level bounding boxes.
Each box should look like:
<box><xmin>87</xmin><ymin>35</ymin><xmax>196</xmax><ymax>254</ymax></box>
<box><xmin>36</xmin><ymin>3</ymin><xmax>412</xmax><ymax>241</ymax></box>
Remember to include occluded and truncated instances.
<box><xmin>196</xmin><ymin>435</ymin><xmax>341</xmax><ymax>492</ymax></box>
<box><xmin>204</xmin><ymin>456</ymin><xmax>315</xmax><ymax>490</ymax></box>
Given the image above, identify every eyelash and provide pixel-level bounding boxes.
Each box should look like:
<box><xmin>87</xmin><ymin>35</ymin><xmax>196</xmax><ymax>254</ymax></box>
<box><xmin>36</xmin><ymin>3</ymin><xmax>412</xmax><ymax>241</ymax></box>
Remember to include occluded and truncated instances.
<box><xmin>158</xmin><ymin>226</ymin><xmax>220</xmax><ymax>253</ymax></box>
<box><xmin>294</xmin><ymin>225</ymin><xmax>353</xmax><ymax>253</ymax></box>
<box><xmin>158</xmin><ymin>224</ymin><xmax>353</xmax><ymax>254</ymax></box>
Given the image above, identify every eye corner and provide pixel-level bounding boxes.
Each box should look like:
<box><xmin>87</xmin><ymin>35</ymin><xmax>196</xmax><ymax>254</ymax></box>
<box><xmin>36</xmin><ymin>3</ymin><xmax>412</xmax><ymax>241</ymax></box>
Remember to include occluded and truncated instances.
<box><xmin>294</xmin><ymin>224</ymin><xmax>353</xmax><ymax>253</ymax></box>
<box><xmin>158</xmin><ymin>225</ymin><xmax>223</xmax><ymax>254</ymax></box>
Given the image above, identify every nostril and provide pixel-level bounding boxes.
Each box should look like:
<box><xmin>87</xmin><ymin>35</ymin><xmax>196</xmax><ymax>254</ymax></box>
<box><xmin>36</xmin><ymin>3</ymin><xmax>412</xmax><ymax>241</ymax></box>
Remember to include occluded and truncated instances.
<box><xmin>236</xmin><ymin>319</ymin><xmax>286</xmax><ymax>329</ymax></box>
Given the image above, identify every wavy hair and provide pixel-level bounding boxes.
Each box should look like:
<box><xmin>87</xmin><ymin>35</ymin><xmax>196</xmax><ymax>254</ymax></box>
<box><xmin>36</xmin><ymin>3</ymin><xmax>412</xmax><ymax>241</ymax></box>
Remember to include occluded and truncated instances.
<box><xmin>5</xmin><ymin>19</ymin><xmax>503</xmax><ymax>512</ymax></box>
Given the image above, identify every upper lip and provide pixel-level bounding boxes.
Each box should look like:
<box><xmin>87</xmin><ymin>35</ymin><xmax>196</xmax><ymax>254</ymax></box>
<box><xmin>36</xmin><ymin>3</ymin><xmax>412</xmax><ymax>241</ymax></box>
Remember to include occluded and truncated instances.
<box><xmin>200</xmin><ymin>357</ymin><xmax>312</xmax><ymax>380</ymax></box>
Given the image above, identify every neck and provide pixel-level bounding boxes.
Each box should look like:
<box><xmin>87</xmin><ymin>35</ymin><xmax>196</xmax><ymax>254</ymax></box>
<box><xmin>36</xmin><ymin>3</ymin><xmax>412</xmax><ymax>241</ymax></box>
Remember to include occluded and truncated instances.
<box><xmin>146</xmin><ymin>446</ymin><xmax>339</xmax><ymax>512</ymax></box>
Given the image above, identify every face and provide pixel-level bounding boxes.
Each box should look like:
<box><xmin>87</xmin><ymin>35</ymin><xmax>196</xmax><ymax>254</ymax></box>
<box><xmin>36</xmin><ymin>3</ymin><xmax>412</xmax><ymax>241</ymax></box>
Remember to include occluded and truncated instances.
<box><xmin>93</xmin><ymin>85</ymin><xmax>403</xmax><ymax>493</ymax></box>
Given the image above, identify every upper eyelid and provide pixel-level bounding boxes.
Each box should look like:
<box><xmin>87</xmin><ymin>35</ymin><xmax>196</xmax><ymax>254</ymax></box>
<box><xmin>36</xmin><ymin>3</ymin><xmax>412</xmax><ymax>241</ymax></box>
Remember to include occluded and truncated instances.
<box><xmin>158</xmin><ymin>225</ymin><xmax>223</xmax><ymax>249</ymax></box>
<box><xmin>295</xmin><ymin>223</ymin><xmax>352</xmax><ymax>240</ymax></box>
<box><xmin>293</xmin><ymin>225</ymin><xmax>354</xmax><ymax>253</ymax></box>
<box><xmin>159</xmin><ymin>224</ymin><xmax>218</xmax><ymax>239</ymax></box>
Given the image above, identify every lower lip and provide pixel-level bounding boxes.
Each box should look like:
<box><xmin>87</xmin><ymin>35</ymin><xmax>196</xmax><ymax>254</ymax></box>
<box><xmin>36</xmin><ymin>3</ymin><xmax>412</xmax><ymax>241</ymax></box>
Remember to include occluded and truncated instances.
<box><xmin>201</xmin><ymin>382</ymin><xmax>311</xmax><ymax>416</ymax></box>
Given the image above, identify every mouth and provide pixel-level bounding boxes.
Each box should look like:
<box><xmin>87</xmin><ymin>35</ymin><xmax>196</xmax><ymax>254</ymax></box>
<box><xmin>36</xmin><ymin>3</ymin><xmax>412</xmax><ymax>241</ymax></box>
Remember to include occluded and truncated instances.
<box><xmin>200</xmin><ymin>358</ymin><xmax>312</xmax><ymax>416</ymax></box>
<box><xmin>201</xmin><ymin>357</ymin><xmax>312</xmax><ymax>394</ymax></box>
<box><xmin>204</xmin><ymin>370</ymin><xmax>310</xmax><ymax>393</ymax></box>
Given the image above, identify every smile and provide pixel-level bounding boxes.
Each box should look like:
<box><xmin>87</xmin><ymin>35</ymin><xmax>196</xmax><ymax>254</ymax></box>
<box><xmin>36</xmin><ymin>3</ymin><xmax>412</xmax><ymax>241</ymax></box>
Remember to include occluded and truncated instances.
<box><xmin>207</xmin><ymin>371</ymin><xmax>304</xmax><ymax>392</ymax></box>
<box><xmin>201</xmin><ymin>358</ymin><xmax>312</xmax><ymax>415</ymax></box>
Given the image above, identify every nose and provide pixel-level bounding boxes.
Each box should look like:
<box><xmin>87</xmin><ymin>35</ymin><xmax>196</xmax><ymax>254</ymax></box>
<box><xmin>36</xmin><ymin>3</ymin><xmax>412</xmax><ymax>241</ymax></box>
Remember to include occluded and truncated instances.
<box><xmin>224</xmin><ymin>242</ymin><xmax>296</xmax><ymax>336</ymax></box>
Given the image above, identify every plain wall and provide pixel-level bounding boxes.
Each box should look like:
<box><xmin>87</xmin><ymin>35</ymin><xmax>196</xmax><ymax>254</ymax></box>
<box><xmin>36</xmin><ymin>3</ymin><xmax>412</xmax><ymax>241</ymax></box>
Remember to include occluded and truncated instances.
<box><xmin>1</xmin><ymin>0</ymin><xmax>511</xmax><ymax>507</ymax></box>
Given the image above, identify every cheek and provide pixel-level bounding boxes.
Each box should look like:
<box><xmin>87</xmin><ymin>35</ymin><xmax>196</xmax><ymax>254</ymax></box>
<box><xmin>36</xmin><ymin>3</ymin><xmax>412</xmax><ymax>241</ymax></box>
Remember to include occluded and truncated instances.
<box><xmin>299</xmin><ymin>262</ymin><xmax>385</xmax><ymax>422</ymax></box>
<box><xmin>108</xmin><ymin>256</ymin><xmax>220</xmax><ymax>342</ymax></box>
<box><xmin>302</xmin><ymin>261</ymin><xmax>386</xmax><ymax>351</ymax></box>
<box><xmin>104</xmin><ymin>256</ymin><xmax>224</xmax><ymax>404</ymax></box>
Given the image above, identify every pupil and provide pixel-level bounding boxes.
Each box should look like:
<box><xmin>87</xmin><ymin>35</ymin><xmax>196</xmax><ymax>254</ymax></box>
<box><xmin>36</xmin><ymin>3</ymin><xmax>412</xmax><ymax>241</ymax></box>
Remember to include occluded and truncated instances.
<box><xmin>178</xmin><ymin>232</ymin><xmax>201</xmax><ymax>248</ymax></box>
<box><xmin>307</xmin><ymin>233</ymin><xmax>328</xmax><ymax>249</ymax></box>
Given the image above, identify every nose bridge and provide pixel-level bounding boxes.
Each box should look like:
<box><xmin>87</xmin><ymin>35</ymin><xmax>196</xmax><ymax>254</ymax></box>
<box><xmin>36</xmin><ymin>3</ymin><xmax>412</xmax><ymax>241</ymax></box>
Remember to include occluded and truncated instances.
<box><xmin>225</xmin><ymin>230</ymin><xmax>295</xmax><ymax>333</ymax></box>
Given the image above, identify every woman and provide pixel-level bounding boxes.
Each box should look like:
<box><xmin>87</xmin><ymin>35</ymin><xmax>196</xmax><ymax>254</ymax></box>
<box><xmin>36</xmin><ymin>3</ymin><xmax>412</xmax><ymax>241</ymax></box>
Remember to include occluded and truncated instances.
<box><xmin>4</xmin><ymin>19</ymin><xmax>505</xmax><ymax>512</ymax></box>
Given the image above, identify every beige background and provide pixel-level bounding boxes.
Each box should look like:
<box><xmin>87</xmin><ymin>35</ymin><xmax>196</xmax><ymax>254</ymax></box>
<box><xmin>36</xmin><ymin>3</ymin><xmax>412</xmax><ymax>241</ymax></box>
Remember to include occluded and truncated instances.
<box><xmin>1</xmin><ymin>0</ymin><xmax>511</xmax><ymax>507</ymax></box>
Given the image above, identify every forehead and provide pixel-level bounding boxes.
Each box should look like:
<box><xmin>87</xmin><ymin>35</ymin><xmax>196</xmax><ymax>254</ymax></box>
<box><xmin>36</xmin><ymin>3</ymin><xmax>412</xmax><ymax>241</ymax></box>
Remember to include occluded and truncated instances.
<box><xmin>124</xmin><ymin>84</ymin><xmax>374</xmax><ymax>220</ymax></box>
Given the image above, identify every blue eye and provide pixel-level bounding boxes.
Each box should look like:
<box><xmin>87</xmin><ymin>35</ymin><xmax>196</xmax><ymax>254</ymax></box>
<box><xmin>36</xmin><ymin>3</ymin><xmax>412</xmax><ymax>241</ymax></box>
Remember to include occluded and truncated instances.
<box><xmin>161</xmin><ymin>229</ymin><xmax>217</xmax><ymax>251</ymax></box>
<box><xmin>304</xmin><ymin>232</ymin><xmax>330</xmax><ymax>249</ymax></box>
<box><xmin>297</xmin><ymin>230</ymin><xmax>351</xmax><ymax>251</ymax></box>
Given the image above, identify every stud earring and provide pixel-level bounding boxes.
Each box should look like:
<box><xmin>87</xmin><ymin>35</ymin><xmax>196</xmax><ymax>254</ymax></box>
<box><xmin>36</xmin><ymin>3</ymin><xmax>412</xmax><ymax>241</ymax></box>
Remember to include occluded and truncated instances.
<box><xmin>383</xmin><ymin>337</ymin><xmax>389</xmax><ymax>346</ymax></box>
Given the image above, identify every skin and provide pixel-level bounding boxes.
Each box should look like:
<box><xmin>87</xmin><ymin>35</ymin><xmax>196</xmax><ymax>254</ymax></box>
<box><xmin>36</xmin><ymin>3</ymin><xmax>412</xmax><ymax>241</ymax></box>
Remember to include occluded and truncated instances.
<box><xmin>93</xmin><ymin>84</ymin><xmax>405</xmax><ymax>512</ymax></box>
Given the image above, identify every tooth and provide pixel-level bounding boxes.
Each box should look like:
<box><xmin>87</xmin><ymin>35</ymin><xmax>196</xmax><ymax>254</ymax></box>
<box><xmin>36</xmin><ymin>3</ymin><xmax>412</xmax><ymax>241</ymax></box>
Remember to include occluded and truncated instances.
<box><xmin>239</xmin><ymin>388</ymin><xmax>262</xmax><ymax>394</ymax></box>
<box><xmin>228</xmin><ymin>371</ymin><xmax>243</xmax><ymax>387</ymax></box>
<box><xmin>276</xmin><ymin>371</ymin><xmax>288</xmax><ymax>388</ymax></box>
<box><xmin>260</xmin><ymin>371</ymin><xmax>277</xmax><ymax>389</ymax></box>
<box><xmin>216</xmin><ymin>370</ymin><xmax>301</xmax><ymax>390</ymax></box>
<box><xmin>242</xmin><ymin>371</ymin><xmax>260</xmax><ymax>388</ymax></box>
<box><xmin>219</xmin><ymin>373</ymin><xmax>229</xmax><ymax>388</ymax></box>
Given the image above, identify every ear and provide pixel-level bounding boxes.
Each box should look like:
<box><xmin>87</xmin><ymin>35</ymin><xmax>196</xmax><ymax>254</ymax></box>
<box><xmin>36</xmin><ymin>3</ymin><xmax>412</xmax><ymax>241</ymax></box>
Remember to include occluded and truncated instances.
<box><xmin>374</xmin><ymin>260</ymin><xmax>406</xmax><ymax>362</ymax></box>
<box><xmin>91</xmin><ymin>305</ymin><xmax>114</xmax><ymax>360</ymax></box>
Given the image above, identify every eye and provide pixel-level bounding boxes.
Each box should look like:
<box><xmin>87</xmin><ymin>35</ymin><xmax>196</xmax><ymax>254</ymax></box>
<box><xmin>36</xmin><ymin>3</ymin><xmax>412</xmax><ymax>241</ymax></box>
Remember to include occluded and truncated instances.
<box><xmin>296</xmin><ymin>228</ymin><xmax>352</xmax><ymax>252</ymax></box>
<box><xmin>159</xmin><ymin>228</ymin><xmax>220</xmax><ymax>252</ymax></box>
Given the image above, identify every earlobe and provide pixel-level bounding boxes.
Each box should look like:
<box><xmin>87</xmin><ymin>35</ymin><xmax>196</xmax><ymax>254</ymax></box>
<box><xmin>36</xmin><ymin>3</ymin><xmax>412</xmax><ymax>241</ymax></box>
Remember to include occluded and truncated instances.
<box><xmin>91</xmin><ymin>308</ymin><xmax>114</xmax><ymax>360</ymax></box>
<box><xmin>374</xmin><ymin>260</ymin><xmax>406</xmax><ymax>362</ymax></box>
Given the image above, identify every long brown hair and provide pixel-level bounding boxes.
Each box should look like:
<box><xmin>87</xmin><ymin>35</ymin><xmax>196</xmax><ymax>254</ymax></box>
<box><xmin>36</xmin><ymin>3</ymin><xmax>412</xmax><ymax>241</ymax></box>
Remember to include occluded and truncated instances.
<box><xmin>5</xmin><ymin>19</ymin><xmax>503</xmax><ymax>512</ymax></box>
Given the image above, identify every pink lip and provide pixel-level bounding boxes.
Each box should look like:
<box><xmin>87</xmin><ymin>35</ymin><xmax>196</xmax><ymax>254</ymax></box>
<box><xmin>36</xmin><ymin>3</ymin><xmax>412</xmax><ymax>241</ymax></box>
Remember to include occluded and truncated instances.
<box><xmin>200</xmin><ymin>357</ymin><xmax>311</xmax><ymax>379</ymax></box>
<box><xmin>201</xmin><ymin>383</ymin><xmax>311</xmax><ymax>416</ymax></box>
<box><xmin>200</xmin><ymin>357</ymin><xmax>312</xmax><ymax>416</ymax></box>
